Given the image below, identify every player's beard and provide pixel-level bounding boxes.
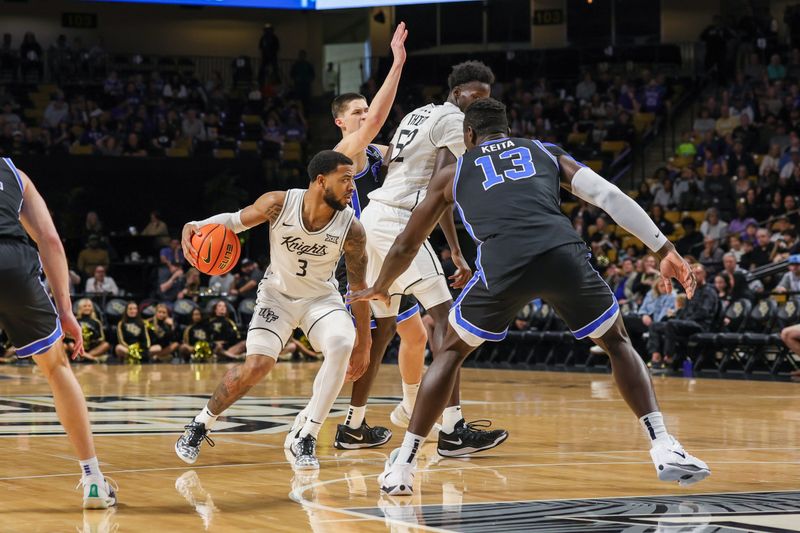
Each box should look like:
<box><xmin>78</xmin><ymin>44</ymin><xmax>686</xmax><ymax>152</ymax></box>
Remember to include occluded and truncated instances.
<box><xmin>323</xmin><ymin>187</ymin><xmax>347</xmax><ymax>211</ymax></box>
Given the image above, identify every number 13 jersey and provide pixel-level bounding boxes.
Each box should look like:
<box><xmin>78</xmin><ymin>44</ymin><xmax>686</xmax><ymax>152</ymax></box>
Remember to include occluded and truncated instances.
<box><xmin>368</xmin><ymin>102</ymin><xmax>466</xmax><ymax>211</ymax></box>
<box><xmin>263</xmin><ymin>189</ymin><xmax>356</xmax><ymax>299</ymax></box>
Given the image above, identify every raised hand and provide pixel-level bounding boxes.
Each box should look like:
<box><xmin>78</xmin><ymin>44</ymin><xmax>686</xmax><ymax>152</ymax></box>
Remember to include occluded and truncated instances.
<box><xmin>390</xmin><ymin>21</ymin><xmax>408</xmax><ymax>66</ymax></box>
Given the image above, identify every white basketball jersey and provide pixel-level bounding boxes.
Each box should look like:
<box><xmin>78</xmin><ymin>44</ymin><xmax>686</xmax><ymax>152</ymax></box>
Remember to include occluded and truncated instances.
<box><xmin>368</xmin><ymin>102</ymin><xmax>466</xmax><ymax>211</ymax></box>
<box><xmin>262</xmin><ymin>189</ymin><xmax>355</xmax><ymax>299</ymax></box>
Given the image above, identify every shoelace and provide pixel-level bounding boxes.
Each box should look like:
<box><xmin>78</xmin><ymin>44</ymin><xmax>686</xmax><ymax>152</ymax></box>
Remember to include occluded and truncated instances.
<box><xmin>299</xmin><ymin>436</ymin><xmax>316</xmax><ymax>456</ymax></box>
<box><xmin>184</xmin><ymin>423</ymin><xmax>215</xmax><ymax>448</ymax></box>
<box><xmin>463</xmin><ymin>419</ymin><xmax>493</xmax><ymax>433</ymax></box>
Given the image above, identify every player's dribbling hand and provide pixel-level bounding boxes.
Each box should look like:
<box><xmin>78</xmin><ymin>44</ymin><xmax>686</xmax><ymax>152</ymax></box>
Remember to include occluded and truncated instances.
<box><xmin>181</xmin><ymin>223</ymin><xmax>202</xmax><ymax>267</ymax></box>
<box><xmin>391</xmin><ymin>21</ymin><xmax>408</xmax><ymax>66</ymax></box>
<box><xmin>659</xmin><ymin>250</ymin><xmax>697</xmax><ymax>299</ymax></box>
<box><xmin>449</xmin><ymin>251</ymin><xmax>472</xmax><ymax>289</ymax></box>
<box><xmin>346</xmin><ymin>286</ymin><xmax>390</xmax><ymax>306</ymax></box>
<box><xmin>61</xmin><ymin>312</ymin><xmax>84</xmax><ymax>359</ymax></box>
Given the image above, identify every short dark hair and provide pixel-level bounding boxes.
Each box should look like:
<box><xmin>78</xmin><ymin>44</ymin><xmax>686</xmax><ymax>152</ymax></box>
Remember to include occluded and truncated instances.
<box><xmin>307</xmin><ymin>150</ymin><xmax>353</xmax><ymax>182</ymax></box>
<box><xmin>447</xmin><ymin>61</ymin><xmax>495</xmax><ymax>91</ymax></box>
<box><xmin>464</xmin><ymin>98</ymin><xmax>508</xmax><ymax>137</ymax></box>
<box><xmin>331</xmin><ymin>93</ymin><xmax>366</xmax><ymax>119</ymax></box>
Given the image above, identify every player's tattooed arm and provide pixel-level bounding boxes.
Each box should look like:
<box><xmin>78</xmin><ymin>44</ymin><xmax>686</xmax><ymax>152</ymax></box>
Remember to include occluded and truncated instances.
<box><xmin>208</xmin><ymin>365</ymin><xmax>254</xmax><ymax>415</ymax></box>
<box><xmin>343</xmin><ymin>219</ymin><xmax>371</xmax><ymax>381</ymax></box>
<box><xmin>243</xmin><ymin>190</ymin><xmax>287</xmax><ymax>226</ymax></box>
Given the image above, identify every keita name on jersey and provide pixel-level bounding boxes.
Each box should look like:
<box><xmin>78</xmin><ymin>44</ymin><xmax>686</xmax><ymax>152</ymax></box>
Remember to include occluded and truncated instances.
<box><xmin>280</xmin><ymin>236</ymin><xmax>329</xmax><ymax>257</ymax></box>
<box><xmin>481</xmin><ymin>139</ymin><xmax>516</xmax><ymax>153</ymax></box>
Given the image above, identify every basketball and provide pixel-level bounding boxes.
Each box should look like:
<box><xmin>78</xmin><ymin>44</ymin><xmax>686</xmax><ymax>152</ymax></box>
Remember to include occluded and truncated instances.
<box><xmin>190</xmin><ymin>224</ymin><xmax>240</xmax><ymax>276</ymax></box>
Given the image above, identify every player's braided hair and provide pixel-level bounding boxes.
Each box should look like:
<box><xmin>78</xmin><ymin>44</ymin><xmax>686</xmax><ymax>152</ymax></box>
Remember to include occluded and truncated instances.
<box><xmin>447</xmin><ymin>61</ymin><xmax>495</xmax><ymax>91</ymax></box>
<box><xmin>463</xmin><ymin>98</ymin><xmax>508</xmax><ymax>137</ymax></box>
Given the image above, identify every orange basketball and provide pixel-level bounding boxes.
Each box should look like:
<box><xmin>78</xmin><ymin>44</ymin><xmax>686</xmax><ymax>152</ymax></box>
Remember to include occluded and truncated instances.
<box><xmin>191</xmin><ymin>224</ymin><xmax>241</xmax><ymax>276</ymax></box>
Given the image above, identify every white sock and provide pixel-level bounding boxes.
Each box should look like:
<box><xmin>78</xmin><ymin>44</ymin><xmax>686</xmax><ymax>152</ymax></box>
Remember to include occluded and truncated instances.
<box><xmin>442</xmin><ymin>405</ymin><xmax>462</xmax><ymax>434</ymax></box>
<box><xmin>299</xmin><ymin>418</ymin><xmax>323</xmax><ymax>439</ymax></box>
<box><xmin>401</xmin><ymin>381</ymin><xmax>420</xmax><ymax>413</ymax></box>
<box><xmin>395</xmin><ymin>431</ymin><xmax>424</xmax><ymax>464</ymax></box>
<box><xmin>345</xmin><ymin>405</ymin><xmax>365</xmax><ymax>430</ymax></box>
<box><xmin>640</xmin><ymin>411</ymin><xmax>670</xmax><ymax>446</ymax></box>
<box><xmin>194</xmin><ymin>406</ymin><xmax>219</xmax><ymax>431</ymax></box>
<box><xmin>79</xmin><ymin>457</ymin><xmax>103</xmax><ymax>483</ymax></box>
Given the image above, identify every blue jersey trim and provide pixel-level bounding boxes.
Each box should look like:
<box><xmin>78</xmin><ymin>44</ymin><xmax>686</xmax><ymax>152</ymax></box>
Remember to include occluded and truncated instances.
<box><xmin>479</xmin><ymin>137</ymin><xmax>510</xmax><ymax>147</ymax></box>
<box><xmin>534</xmin><ymin>140</ymin><xmax>560</xmax><ymax>171</ymax></box>
<box><xmin>3</xmin><ymin>157</ymin><xmax>24</xmax><ymax>213</ymax></box>
<box><xmin>571</xmin><ymin>298</ymin><xmax>619</xmax><ymax>339</ymax></box>
<box><xmin>452</xmin><ymin>156</ymin><xmax>487</xmax><ymax>287</ymax></box>
<box><xmin>16</xmin><ymin>321</ymin><xmax>63</xmax><ymax>357</ymax></box>
<box><xmin>351</xmin><ymin>188</ymin><xmax>362</xmax><ymax>219</ymax></box>
<box><xmin>397</xmin><ymin>303</ymin><xmax>420</xmax><ymax>323</ymax></box>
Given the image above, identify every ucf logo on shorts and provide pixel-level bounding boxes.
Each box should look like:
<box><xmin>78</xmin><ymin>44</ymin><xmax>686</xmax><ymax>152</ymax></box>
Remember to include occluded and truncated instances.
<box><xmin>258</xmin><ymin>308</ymin><xmax>278</xmax><ymax>323</ymax></box>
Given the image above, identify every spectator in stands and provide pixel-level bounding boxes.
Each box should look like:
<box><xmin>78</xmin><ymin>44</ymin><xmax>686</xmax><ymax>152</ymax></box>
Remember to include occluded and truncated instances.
<box><xmin>209</xmin><ymin>300</ymin><xmax>245</xmax><ymax>360</ymax></box>
<box><xmin>641</xmin><ymin>75</ymin><xmax>667</xmax><ymax>113</ymax></box>
<box><xmin>282</xmin><ymin>106</ymin><xmax>307</xmax><ymax>142</ymax></box>
<box><xmin>768</xmin><ymin>54</ymin><xmax>787</xmax><ymax>81</ymax></box>
<box><xmin>19</xmin><ymin>32</ymin><xmax>43</xmax><ymax>80</ymax></box>
<box><xmin>229</xmin><ymin>258</ymin><xmax>262</xmax><ymax>302</ymax></box>
<box><xmin>728</xmin><ymin>200</ymin><xmax>759</xmax><ymax>238</ymax></box>
<box><xmin>700</xmin><ymin>207</ymin><xmax>729</xmax><ymax>240</ymax></box>
<box><xmin>77</xmin><ymin>234</ymin><xmax>110</xmax><ymax>278</ymax></box>
<box><xmin>605</xmin><ymin>110</ymin><xmax>635</xmax><ymax>144</ymax></box>
<box><xmin>258</xmin><ymin>23</ymin><xmax>280</xmax><ymax>84</ymax></box>
<box><xmin>631</xmin><ymin>254</ymin><xmax>660</xmax><ymax>301</ymax></box>
<box><xmin>693</xmin><ymin>108</ymin><xmax>717</xmax><ymax>135</ymax></box>
<box><xmin>675</xmin><ymin>217</ymin><xmax>704</xmax><ymax>256</ymax></box>
<box><xmin>774</xmin><ymin>255</ymin><xmax>800</xmax><ymax>302</ymax></box>
<box><xmin>181</xmin><ymin>109</ymin><xmax>204</xmax><ymax>142</ymax></box>
<box><xmin>733</xmin><ymin>113</ymin><xmax>759</xmax><ymax>152</ymax></box>
<box><xmin>43</xmin><ymin>93</ymin><xmax>69</xmax><ymax>130</ymax></box>
<box><xmin>141</xmin><ymin>210</ymin><xmax>169</xmax><ymax>237</ymax></box>
<box><xmin>727</xmin><ymin>141</ymin><xmax>756</xmax><ymax>175</ymax></box>
<box><xmin>652</xmin><ymin>177</ymin><xmax>678</xmax><ymax>209</ymax></box>
<box><xmin>160</xmin><ymin>238</ymin><xmax>184</xmax><ymax>266</ymax></box>
<box><xmin>780</xmin><ymin>148</ymin><xmax>800</xmax><ymax>179</ymax></box>
<box><xmin>713</xmin><ymin>273</ymin><xmax>731</xmax><ymax>303</ymax></box>
<box><xmin>209</xmin><ymin>271</ymin><xmax>235</xmax><ymax>296</ymax></box>
<box><xmin>115</xmin><ymin>301</ymin><xmax>152</xmax><ymax>362</ymax></box>
<box><xmin>145</xmin><ymin>303</ymin><xmax>178</xmax><ymax>363</ymax></box>
<box><xmin>66</xmin><ymin>298</ymin><xmax>110</xmax><ymax>363</ymax></box>
<box><xmin>1</xmin><ymin>103</ymin><xmax>20</xmax><ymax>126</ymax></box>
<box><xmin>699</xmin><ymin>237</ymin><xmax>725</xmax><ymax>274</ymax></box>
<box><xmin>179</xmin><ymin>308</ymin><xmax>212</xmax><ymax>361</ymax></box>
<box><xmin>151</xmin><ymin>119</ymin><xmax>176</xmax><ymax>153</ymax></box>
<box><xmin>742</xmin><ymin>228</ymin><xmax>777</xmax><ymax>269</ymax></box>
<box><xmin>103</xmin><ymin>71</ymin><xmax>123</xmax><ymax>98</ymax></box>
<box><xmin>715</xmin><ymin>105</ymin><xmax>740</xmax><ymax>137</ymax></box>
<box><xmin>85</xmin><ymin>265</ymin><xmax>120</xmax><ymax>296</ymax></box>
<box><xmin>177</xmin><ymin>268</ymin><xmax>201</xmax><ymax>301</ymax></box>
<box><xmin>157</xmin><ymin>262</ymin><xmax>184</xmax><ymax>302</ymax></box>
<box><xmin>79</xmin><ymin>116</ymin><xmax>105</xmax><ymax>147</ymax></box>
<box><xmin>624</xmin><ymin>275</ymin><xmax>676</xmax><ymax>356</ymax></box>
<box><xmin>122</xmin><ymin>133</ymin><xmax>147</xmax><ymax>157</ymax></box>
<box><xmin>290</xmin><ymin>50</ymin><xmax>315</xmax><ymax>109</ymax></box>
<box><xmin>163</xmin><ymin>75</ymin><xmax>188</xmax><ymax>100</ymax></box>
<box><xmin>744</xmin><ymin>53</ymin><xmax>765</xmax><ymax>80</ymax></box>
<box><xmin>262</xmin><ymin>114</ymin><xmax>284</xmax><ymax>159</ymax></box>
<box><xmin>721</xmin><ymin>252</ymin><xmax>753</xmax><ymax>300</ymax></box>
<box><xmin>575</xmin><ymin>72</ymin><xmax>596</xmax><ymax>102</ymax></box>
<box><xmin>647</xmin><ymin>263</ymin><xmax>718</xmax><ymax>369</ymax></box>
<box><xmin>760</xmin><ymin>144</ymin><xmax>782</xmax><ymax>178</ymax></box>
<box><xmin>96</xmin><ymin>135</ymin><xmax>122</xmax><ymax>156</ymax></box>
<box><xmin>50</xmin><ymin>121</ymin><xmax>74</xmax><ymax>154</ymax></box>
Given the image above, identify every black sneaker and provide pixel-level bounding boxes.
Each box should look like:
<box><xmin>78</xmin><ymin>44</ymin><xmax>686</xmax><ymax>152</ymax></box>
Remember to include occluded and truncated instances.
<box><xmin>437</xmin><ymin>419</ymin><xmax>508</xmax><ymax>457</ymax></box>
<box><xmin>334</xmin><ymin>420</ymin><xmax>392</xmax><ymax>450</ymax></box>
<box><xmin>175</xmin><ymin>421</ymin><xmax>215</xmax><ymax>464</ymax></box>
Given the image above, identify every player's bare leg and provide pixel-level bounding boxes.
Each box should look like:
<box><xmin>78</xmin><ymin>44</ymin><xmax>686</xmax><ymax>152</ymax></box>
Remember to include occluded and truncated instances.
<box><xmin>34</xmin><ymin>341</ymin><xmax>116</xmax><ymax>508</ymax></box>
<box><xmin>592</xmin><ymin>314</ymin><xmax>710</xmax><ymax>485</ymax></box>
<box><xmin>391</xmin><ymin>314</ymin><xmax>438</xmax><ymax>434</ymax></box>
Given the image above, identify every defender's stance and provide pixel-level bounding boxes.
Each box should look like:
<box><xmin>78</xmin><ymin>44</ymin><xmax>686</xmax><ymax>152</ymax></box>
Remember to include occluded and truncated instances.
<box><xmin>0</xmin><ymin>158</ymin><xmax>116</xmax><ymax>509</ymax></box>
<box><xmin>351</xmin><ymin>99</ymin><xmax>710</xmax><ymax>495</ymax></box>
<box><xmin>176</xmin><ymin>151</ymin><xmax>371</xmax><ymax>470</ymax></box>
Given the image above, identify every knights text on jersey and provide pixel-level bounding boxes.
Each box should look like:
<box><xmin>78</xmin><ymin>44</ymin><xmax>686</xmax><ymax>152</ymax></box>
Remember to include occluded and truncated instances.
<box><xmin>368</xmin><ymin>102</ymin><xmax>466</xmax><ymax>211</ymax></box>
<box><xmin>261</xmin><ymin>189</ymin><xmax>356</xmax><ymax>299</ymax></box>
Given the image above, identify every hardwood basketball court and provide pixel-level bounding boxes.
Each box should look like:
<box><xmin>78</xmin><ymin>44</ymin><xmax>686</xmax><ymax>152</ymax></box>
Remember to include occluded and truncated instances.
<box><xmin>0</xmin><ymin>362</ymin><xmax>797</xmax><ymax>532</ymax></box>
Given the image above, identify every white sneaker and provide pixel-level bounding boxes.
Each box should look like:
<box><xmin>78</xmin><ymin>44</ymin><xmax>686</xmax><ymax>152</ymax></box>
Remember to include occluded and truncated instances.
<box><xmin>650</xmin><ymin>435</ymin><xmax>710</xmax><ymax>486</ymax></box>
<box><xmin>378</xmin><ymin>448</ymin><xmax>415</xmax><ymax>496</ymax></box>
<box><xmin>78</xmin><ymin>476</ymin><xmax>118</xmax><ymax>509</ymax></box>
<box><xmin>290</xmin><ymin>434</ymin><xmax>320</xmax><ymax>470</ymax></box>
<box><xmin>389</xmin><ymin>403</ymin><xmax>441</xmax><ymax>440</ymax></box>
<box><xmin>284</xmin><ymin>411</ymin><xmax>308</xmax><ymax>450</ymax></box>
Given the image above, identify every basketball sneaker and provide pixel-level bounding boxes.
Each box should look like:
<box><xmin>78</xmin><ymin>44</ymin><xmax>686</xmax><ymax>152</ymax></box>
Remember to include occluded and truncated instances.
<box><xmin>78</xmin><ymin>476</ymin><xmax>118</xmax><ymax>509</ymax></box>
<box><xmin>437</xmin><ymin>419</ymin><xmax>508</xmax><ymax>457</ymax></box>
<box><xmin>650</xmin><ymin>435</ymin><xmax>710</xmax><ymax>486</ymax></box>
<box><xmin>290</xmin><ymin>434</ymin><xmax>320</xmax><ymax>470</ymax></box>
<box><xmin>379</xmin><ymin>448</ymin><xmax>415</xmax><ymax>496</ymax></box>
<box><xmin>334</xmin><ymin>420</ymin><xmax>392</xmax><ymax>449</ymax></box>
<box><xmin>389</xmin><ymin>403</ymin><xmax>441</xmax><ymax>440</ymax></box>
<box><xmin>175</xmin><ymin>421</ymin><xmax>214</xmax><ymax>465</ymax></box>
<box><xmin>284</xmin><ymin>411</ymin><xmax>308</xmax><ymax>450</ymax></box>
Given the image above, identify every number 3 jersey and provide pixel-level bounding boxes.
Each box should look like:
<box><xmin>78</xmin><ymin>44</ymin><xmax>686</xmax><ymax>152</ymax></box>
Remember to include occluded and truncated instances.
<box><xmin>454</xmin><ymin>137</ymin><xmax>583</xmax><ymax>292</ymax></box>
<box><xmin>368</xmin><ymin>102</ymin><xmax>466</xmax><ymax>211</ymax></box>
<box><xmin>263</xmin><ymin>188</ymin><xmax>356</xmax><ymax>299</ymax></box>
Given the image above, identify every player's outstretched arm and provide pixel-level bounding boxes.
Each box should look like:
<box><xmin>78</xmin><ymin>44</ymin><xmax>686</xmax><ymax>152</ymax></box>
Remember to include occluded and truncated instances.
<box><xmin>334</xmin><ymin>22</ymin><xmax>407</xmax><ymax>160</ymax></box>
<box><xmin>557</xmin><ymin>155</ymin><xmax>696</xmax><ymax>299</ymax></box>
<box><xmin>343</xmin><ymin>218</ymin><xmax>371</xmax><ymax>381</ymax></box>
<box><xmin>431</xmin><ymin>148</ymin><xmax>471</xmax><ymax>288</ymax></box>
<box><xmin>182</xmin><ymin>190</ymin><xmax>286</xmax><ymax>266</ymax></box>
<box><xmin>349</xmin><ymin>163</ymin><xmax>457</xmax><ymax>303</ymax></box>
<box><xmin>18</xmin><ymin>171</ymin><xmax>84</xmax><ymax>357</ymax></box>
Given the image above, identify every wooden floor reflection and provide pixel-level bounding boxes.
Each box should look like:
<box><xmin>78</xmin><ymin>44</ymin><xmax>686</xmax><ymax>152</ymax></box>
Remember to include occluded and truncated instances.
<box><xmin>0</xmin><ymin>362</ymin><xmax>797</xmax><ymax>532</ymax></box>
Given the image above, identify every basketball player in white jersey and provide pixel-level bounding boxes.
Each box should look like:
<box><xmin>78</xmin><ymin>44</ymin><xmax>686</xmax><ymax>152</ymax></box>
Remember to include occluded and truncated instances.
<box><xmin>175</xmin><ymin>150</ymin><xmax>372</xmax><ymax>470</ymax></box>
<box><xmin>350</xmin><ymin>61</ymin><xmax>509</xmax><ymax>456</ymax></box>
<box><xmin>284</xmin><ymin>22</ymin><xmax>431</xmax><ymax>449</ymax></box>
